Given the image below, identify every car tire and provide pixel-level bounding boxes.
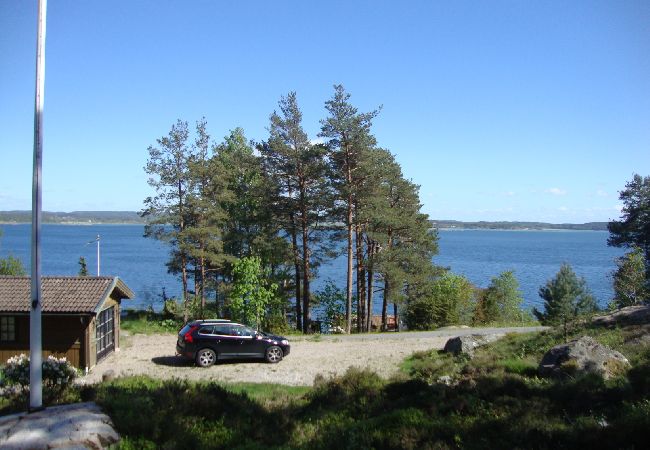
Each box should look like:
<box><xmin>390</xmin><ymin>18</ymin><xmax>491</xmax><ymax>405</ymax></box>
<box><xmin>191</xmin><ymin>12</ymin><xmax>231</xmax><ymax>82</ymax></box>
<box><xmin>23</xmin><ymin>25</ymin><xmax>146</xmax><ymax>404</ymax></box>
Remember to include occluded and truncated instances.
<box><xmin>196</xmin><ymin>348</ymin><xmax>217</xmax><ymax>367</ymax></box>
<box><xmin>265</xmin><ymin>345</ymin><xmax>283</xmax><ymax>363</ymax></box>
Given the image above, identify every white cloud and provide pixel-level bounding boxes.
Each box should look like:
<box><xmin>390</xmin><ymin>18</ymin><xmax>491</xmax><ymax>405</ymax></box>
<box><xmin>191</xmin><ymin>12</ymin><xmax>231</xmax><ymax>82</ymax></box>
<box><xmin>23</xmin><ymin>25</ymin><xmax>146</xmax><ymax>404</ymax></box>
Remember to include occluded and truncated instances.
<box><xmin>545</xmin><ymin>187</ymin><xmax>567</xmax><ymax>196</ymax></box>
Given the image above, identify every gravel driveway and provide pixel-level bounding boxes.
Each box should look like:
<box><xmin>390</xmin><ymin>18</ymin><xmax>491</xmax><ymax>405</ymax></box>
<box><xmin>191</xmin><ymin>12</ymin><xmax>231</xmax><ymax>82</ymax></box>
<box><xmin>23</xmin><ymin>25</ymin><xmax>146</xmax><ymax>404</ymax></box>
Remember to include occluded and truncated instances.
<box><xmin>80</xmin><ymin>327</ymin><xmax>546</xmax><ymax>386</ymax></box>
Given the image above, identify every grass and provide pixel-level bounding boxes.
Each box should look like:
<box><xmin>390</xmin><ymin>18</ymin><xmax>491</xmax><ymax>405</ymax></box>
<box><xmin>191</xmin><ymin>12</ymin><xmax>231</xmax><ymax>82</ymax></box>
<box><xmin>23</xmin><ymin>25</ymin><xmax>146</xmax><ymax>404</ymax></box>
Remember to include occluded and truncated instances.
<box><xmin>120</xmin><ymin>310</ymin><xmax>181</xmax><ymax>335</ymax></box>
<box><xmin>2</xmin><ymin>319</ymin><xmax>648</xmax><ymax>448</ymax></box>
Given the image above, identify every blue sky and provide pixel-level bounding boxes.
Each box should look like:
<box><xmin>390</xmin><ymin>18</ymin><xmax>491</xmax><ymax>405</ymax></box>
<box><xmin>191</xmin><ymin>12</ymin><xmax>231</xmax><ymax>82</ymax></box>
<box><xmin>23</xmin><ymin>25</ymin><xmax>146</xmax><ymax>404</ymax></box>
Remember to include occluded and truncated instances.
<box><xmin>1</xmin><ymin>0</ymin><xmax>648</xmax><ymax>222</ymax></box>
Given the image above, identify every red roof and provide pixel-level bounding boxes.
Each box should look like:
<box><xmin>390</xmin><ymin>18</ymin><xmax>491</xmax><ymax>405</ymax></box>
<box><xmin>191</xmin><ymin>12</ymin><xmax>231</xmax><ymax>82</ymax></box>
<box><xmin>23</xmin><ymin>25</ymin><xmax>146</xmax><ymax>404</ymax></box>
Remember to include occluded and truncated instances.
<box><xmin>0</xmin><ymin>276</ymin><xmax>133</xmax><ymax>314</ymax></box>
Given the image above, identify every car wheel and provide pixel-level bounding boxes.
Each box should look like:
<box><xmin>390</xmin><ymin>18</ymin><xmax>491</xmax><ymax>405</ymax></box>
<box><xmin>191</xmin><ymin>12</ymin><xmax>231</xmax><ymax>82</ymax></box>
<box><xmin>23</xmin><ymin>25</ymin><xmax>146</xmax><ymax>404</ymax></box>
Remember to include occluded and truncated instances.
<box><xmin>265</xmin><ymin>345</ymin><xmax>283</xmax><ymax>363</ymax></box>
<box><xmin>196</xmin><ymin>348</ymin><xmax>216</xmax><ymax>367</ymax></box>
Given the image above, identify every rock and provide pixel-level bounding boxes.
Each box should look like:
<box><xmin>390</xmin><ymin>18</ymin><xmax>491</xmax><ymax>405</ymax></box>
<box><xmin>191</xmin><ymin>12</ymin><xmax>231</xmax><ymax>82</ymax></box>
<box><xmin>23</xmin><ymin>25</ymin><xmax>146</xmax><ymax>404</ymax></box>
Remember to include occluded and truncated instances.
<box><xmin>443</xmin><ymin>334</ymin><xmax>501</xmax><ymax>357</ymax></box>
<box><xmin>102</xmin><ymin>370</ymin><xmax>116</xmax><ymax>382</ymax></box>
<box><xmin>437</xmin><ymin>375</ymin><xmax>453</xmax><ymax>385</ymax></box>
<box><xmin>0</xmin><ymin>402</ymin><xmax>119</xmax><ymax>449</ymax></box>
<box><xmin>539</xmin><ymin>336</ymin><xmax>630</xmax><ymax>380</ymax></box>
<box><xmin>592</xmin><ymin>305</ymin><xmax>650</xmax><ymax>327</ymax></box>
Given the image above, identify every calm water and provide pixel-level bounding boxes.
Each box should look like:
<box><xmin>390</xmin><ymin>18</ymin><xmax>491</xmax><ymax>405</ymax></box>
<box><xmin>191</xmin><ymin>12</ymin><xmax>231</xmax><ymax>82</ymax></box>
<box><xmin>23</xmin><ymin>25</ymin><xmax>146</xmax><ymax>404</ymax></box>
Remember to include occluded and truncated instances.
<box><xmin>0</xmin><ymin>224</ymin><xmax>624</xmax><ymax>311</ymax></box>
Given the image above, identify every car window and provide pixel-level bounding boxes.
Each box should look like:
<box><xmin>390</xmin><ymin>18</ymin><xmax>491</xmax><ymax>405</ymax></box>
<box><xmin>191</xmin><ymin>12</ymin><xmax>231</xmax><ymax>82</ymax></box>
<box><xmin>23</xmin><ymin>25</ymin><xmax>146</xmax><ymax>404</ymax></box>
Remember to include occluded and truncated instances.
<box><xmin>198</xmin><ymin>326</ymin><xmax>214</xmax><ymax>335</ymax></box>
<box><xmin>232</xmin><ymin>325</ymin><xmax>255</xmax><ymax>337</ymax></box>
<box><xmin>213</xmin><ymin>324</ymin><xmax>233</xmax><ymax>336</ymax></box>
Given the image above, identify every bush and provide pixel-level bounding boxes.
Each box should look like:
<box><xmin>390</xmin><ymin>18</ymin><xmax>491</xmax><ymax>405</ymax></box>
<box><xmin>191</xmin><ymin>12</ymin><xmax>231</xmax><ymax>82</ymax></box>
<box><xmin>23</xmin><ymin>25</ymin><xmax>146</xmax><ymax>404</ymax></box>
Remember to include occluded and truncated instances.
<box><xmin>1</xmin><ymin>354</ymin><xmax>78</xmax><ymax>404</ymax></box>
<box><xmin>405</xmin><ymin>273</ymin><xmax>476</xmax><ymax>330</ymax></box>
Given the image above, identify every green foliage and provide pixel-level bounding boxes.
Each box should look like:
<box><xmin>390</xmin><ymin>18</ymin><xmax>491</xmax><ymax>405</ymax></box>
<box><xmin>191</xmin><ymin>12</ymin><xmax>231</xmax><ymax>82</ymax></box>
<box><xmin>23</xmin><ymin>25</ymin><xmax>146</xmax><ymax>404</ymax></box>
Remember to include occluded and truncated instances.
<box><xmin>1</xmin><ymin>354</ymin><xmax>78</xmax><ymax>406</ymax></box>
<box><xmin>0</xmin><ymin>254</ymin><xmax>26</xmax><ymax>276</ymax></box>
<box><xmin>33</xmin><ymin>322</ymin><xmax>649</xmax><ymax>449</ymax></box>
<box><xmin>78</xmin><ymin>256</ymin><xmax>88</xmax><ymax>276</ymax></box>
<box><xmin>608</xmin><ymin>174</ymin><xmax>650</xmax><ymax>271</ymax></box>
<box><xmin>475</xmin><ymin>270</ymin><xmax>526</xmax><ymax>325</ymax></box>
<box><xmin>313</xmin><ymin>280</ymin><xmax>346</xmax><ymax>331</ymax></box>
<box><xmin>229</xmin><ymin>256</ymin><xmax>278</xmax><ymax>330</ymax></box>
<box><xmin>405</xmin><ymin>272</ymin><xmax>475</xmax><ymax>330</ymax></box>
<box><xmin>533</xmin><ymin>263</ymin><xmax>599</xmax><ymax>328</ymax></box>
<box><xmin>402</xmin><ymin>350</ymin><xmax>466</xmax><ymax>383</ymax></box>
<box><xmin>121</xmin><ymin>309</ymin><xmax>183</xmax><ymax>334</ymax></box>
<box><xmin>611</xmin><ymin>247</ymin><xmax>649</xmax><ymax>308</ymax></box>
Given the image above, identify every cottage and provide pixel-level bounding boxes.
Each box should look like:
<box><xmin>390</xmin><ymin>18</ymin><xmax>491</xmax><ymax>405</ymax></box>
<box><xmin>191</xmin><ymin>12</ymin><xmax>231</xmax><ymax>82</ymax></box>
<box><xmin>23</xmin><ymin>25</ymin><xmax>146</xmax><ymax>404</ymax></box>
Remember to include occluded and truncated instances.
<box><xmin>0</xmin><ymin>276</ymin><xmax>133</xmax><ymax>372</ymax></box>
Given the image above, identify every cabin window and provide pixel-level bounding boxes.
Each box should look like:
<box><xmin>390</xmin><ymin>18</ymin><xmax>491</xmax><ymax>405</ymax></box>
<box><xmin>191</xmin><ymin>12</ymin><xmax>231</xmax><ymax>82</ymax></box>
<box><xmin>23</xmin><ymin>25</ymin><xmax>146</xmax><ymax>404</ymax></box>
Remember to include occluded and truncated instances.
<box><xmin>96</xmin><ymin>307</ymin><xmax>115</xmax><ymax>360</ymax></box>
<box><xmin>0</xmin><ymin>316</ymin><xmax>16</xmax><ymax>342</ymax></box>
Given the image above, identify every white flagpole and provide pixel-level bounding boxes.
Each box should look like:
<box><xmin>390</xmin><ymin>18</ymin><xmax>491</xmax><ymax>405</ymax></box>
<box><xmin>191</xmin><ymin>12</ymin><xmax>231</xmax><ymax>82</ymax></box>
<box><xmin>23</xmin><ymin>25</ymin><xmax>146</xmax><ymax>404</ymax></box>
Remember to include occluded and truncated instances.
<box><xmin>30</xmin><ymin>0</ymin><xmax>47</xmax><ymax>412</ymax></box>
<box><xmin>96</xmin><ymin>234</ymin><xmax>100</xmax><ymax>276</ymax></box>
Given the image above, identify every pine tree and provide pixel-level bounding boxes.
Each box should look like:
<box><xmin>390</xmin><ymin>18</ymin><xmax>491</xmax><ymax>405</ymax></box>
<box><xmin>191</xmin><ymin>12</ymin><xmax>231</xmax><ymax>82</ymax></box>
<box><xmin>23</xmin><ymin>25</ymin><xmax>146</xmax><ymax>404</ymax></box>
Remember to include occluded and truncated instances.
<box><xmin>359</xmin><ymin>148</ymin><xmax>439</xmax><ymax>331</ymax></box>
<box><xmin>608</xmin><ymin>174</ymin><xmax>650</xmax><ymax>273</ymax></box>
<box><xmin>611</xmin><ymin>247</ymin><xmax>649</xmax><ymax>309</ymax></box>
<box><xmin>262</xmin><ymin>92</ymin><xmax>333</xmax><ymax>332</ymax></box>
<box><xmin>143</xmin><ymin>119</ymin><xmax>195</xmax><ymax>321</ymax></box>
<box><xmin>183</xmin><ymin>118</ymin><xmax>232</xmax><ymax>317</ymax></box>
<box><xmin>78</xmin><ymin>257</ymin><xmax>88</xmax><ymax>277</ymax></box>
<box><xmin>215</xmin><ymin>128</ymin><xmax>292</xmax><ymax>320</ymax></box>
<box><xmin>534</xmin><ymin>263</ymin><xmax>598</xmax><ymax>338</ymax></box>
<box><xmin>319</xmin><ymin>85</ymin><xmax>379</xmax><ymax>332</ymax></box>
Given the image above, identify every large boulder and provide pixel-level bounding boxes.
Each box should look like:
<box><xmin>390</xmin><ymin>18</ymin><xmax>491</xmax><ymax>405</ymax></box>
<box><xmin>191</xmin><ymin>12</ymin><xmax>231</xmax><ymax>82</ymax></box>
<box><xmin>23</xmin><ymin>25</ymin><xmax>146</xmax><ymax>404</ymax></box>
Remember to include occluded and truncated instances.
<box><xmin>592</xmin><ymin>305</ymin><xmax>650</xmax><ymax>328</ymax></box>
<box><xmin>539</xmin><ymin>336</ymin><xmax>630</xmax><ymax>380</ymax></box>
<box><xmin>443</xmin><ymin>334</ymin><xmax>501</xmax><ymax>357</ymax></box>
<box><xmin>0</xmin><ymin>402</ymin><xmax>119</xmax><ymax>449</ymax></box>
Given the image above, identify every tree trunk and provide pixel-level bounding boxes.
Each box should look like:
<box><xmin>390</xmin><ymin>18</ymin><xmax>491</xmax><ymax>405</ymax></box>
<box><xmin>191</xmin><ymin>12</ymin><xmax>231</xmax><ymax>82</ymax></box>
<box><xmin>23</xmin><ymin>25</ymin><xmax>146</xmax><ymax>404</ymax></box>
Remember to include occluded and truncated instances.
<box><xmin>289</xmin><ymin>213</ymin><xmax>302</xmax><ymax>332</ymax></box>
<box><xmin>355</xmin><ymin>224</ymin><xmax>365</xmax><ymax>332</ymax></box>
<box><xmin>382</xmin><ymin>277</ymin><xmax>389</xmax><ymax>331</ymax></box>
<box><xmin>367</xmin><ymin>241</ymin><xmax>374</xmax><ymax>332</ymax></box>
<box><xmin>181</xmin><ymin>253</ymin><xmax>189</xmax><ymax>323</ymax></box>
<box><xmin>178</xmin><ymin>179</ymin><xmax>189</xmax><ymax>323</ymax></box>
<box><xmin>346</xmin><ymin>195</ymin><xmax>354</xmax><ymax>333</ymax></box>
<box><xmin>194</xmin><ymin>266</ymin><xmax>201</xmax><ymax>318</ymax></box>
<box><xmin>393</xmin><ymin>302</ymin><xmax>399</xmax><ymax>332</ymax></box>
<box><xmin>200</xmin><ymin>254</ymin><xmax>206</xmax><ymax>311</ymax></box>
<box><xmin>301</xmin><ymin>199</ymin><xmax>311</xmax><ymax>334</ymax></box>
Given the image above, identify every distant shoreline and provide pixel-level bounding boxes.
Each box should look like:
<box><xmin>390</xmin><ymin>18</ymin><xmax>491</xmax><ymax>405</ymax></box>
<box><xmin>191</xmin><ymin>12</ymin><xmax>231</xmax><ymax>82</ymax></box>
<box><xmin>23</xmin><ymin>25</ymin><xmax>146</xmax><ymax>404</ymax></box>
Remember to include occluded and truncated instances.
<box><xmin>0</xmin><ymin>210</ymin><xmax>609</xmax><ymax>231</ymax></box>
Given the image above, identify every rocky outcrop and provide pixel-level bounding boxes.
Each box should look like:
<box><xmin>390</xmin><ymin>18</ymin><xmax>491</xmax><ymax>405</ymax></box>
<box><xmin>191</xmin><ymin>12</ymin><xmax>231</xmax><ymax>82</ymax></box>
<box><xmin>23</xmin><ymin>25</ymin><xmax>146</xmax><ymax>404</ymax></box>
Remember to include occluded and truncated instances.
<box><xmin>539</xmin><ymin>336</ymin><xmax>630</xmax><ymax>380</ymax></box>
<box><xmin>443</xmin><ymin>334</ymin><xmax>501</xmax><ymax>357</ymax></box>
<box><xmin>0</xmin><ymin>402</ymin><xmax>119</xmax><ymax>449</ymax></box>
<box><xmin>592</xmin><ymin>305</ymin><xmax>650</xmax><ymax>327</ymax></box>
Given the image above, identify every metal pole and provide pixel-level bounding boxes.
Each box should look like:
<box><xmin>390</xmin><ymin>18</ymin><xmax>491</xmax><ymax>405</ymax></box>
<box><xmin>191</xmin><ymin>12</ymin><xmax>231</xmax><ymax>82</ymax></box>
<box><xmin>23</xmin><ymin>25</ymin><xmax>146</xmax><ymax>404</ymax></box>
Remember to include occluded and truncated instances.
<box><xmin>30</xmin><ymin>0</ymin><xmax>47</xmax><ymax>412</ymax></box>
<box><xmin>96</xmin><ymin>235</ymin><xmax>100</xmax><ymax>276</ymax></box>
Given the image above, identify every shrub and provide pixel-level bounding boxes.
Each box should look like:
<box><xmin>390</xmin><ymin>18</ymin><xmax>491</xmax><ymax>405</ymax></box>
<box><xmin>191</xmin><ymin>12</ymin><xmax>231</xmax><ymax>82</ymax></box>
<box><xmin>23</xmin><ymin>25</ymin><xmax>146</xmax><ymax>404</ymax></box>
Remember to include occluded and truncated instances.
<box><xmin>405</xmin><ymin>273</ymin><xmax>476</xmax><ymax>330</ymax></box>
<box><xmin>1</xmin><ymin>354</ymin><xmax>78</xmax><ymax>404</ymax></box>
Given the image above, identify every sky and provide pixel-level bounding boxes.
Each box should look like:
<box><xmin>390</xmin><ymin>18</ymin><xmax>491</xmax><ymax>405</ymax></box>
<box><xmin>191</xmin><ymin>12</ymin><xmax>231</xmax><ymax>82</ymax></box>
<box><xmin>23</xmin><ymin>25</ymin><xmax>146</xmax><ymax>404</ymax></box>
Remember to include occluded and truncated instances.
<box><xmin>1</xmin><ymin>1</ymin><xmax>648</xmax><ymax>223</ymax></box>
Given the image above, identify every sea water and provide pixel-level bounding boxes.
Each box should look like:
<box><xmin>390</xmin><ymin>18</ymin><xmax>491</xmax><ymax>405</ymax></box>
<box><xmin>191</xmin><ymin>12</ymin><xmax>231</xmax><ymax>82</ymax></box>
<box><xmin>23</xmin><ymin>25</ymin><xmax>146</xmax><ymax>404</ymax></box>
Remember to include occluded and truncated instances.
<box><xmin>0</xmin><ymin>224</ymin><xmax>624</xmax><ymax>311</ymax></box>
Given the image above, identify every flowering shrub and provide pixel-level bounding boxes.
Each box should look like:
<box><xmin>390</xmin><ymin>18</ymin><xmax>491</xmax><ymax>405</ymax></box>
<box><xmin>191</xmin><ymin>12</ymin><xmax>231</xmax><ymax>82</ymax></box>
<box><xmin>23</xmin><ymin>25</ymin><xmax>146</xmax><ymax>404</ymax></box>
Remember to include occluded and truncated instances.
<box><xmin>1</xmin><ymin>354</ymin><xmax>78</xmax><ymax>398</ymax></box>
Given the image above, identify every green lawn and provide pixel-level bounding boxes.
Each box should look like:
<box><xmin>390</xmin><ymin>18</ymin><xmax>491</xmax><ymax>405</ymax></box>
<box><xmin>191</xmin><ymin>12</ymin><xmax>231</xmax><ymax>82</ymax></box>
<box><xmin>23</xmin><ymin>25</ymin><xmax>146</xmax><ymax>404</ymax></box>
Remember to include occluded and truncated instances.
<box><xmin>2</xmin><ymin>321</ymin><xmax>648</xmax><ymax>449</ymax></box>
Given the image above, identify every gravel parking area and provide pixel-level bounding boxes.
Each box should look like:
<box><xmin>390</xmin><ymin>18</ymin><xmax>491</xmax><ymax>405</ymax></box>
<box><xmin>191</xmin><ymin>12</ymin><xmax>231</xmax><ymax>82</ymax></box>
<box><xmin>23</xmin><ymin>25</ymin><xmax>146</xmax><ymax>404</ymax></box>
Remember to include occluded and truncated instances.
<box><xmin>80</xmin><ymin>327</ymin><xmax>545</xmax><ymax>386</ymax></box>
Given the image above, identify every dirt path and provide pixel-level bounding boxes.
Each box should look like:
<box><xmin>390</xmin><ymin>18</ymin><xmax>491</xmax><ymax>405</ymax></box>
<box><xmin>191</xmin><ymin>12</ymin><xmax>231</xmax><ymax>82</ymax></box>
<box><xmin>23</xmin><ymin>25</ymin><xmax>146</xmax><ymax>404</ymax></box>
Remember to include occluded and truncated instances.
<box><xmin>80</xmin><ymin>327</ymin><xmax>545</xmax><ymax>386</ymax></box>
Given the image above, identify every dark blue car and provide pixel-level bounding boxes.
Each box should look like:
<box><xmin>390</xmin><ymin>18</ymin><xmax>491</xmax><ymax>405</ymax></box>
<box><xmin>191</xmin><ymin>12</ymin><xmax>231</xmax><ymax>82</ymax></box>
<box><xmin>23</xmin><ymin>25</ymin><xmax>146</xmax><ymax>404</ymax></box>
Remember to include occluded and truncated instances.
<box><xmin>176</xmin><ymin>319</ymin><xmax>290</xmax><ymax>367</ymax></box>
